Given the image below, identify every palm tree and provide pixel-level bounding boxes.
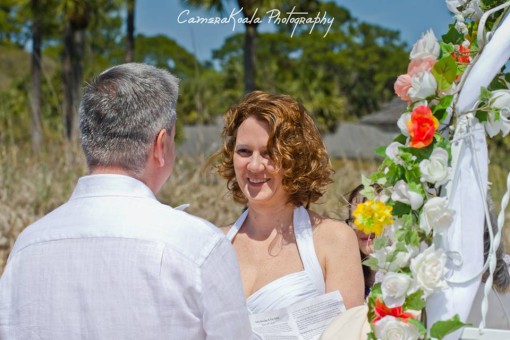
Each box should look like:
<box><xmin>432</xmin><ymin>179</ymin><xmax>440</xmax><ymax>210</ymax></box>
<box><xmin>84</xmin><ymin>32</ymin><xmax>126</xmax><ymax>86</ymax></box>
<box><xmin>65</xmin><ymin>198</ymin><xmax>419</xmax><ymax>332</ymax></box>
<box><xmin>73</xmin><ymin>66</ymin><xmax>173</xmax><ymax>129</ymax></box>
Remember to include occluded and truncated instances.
<box><xmin>61</xmin><ymin>1</ymin><xmax>90</xmax><ymax>141</ymax></box>
<box><xmin>125</xmin><ymin>0</ymin><xmax>135</xmax><ymax>62</ymax></box>
<box><xmin>30</xmin><ymin>0</ymin><xmax>43</xmax><ymax>150</ymax></box>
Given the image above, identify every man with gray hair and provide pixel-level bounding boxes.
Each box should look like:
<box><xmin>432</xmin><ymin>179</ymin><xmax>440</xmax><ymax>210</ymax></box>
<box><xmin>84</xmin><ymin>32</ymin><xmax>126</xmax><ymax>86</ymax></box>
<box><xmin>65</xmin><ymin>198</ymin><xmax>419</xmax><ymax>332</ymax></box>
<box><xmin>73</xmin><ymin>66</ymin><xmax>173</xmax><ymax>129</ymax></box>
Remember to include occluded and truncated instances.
<box><xmin>0</xmin><ymin>63</ymin><xmax>252</xmax><ymax>339</ymax></box>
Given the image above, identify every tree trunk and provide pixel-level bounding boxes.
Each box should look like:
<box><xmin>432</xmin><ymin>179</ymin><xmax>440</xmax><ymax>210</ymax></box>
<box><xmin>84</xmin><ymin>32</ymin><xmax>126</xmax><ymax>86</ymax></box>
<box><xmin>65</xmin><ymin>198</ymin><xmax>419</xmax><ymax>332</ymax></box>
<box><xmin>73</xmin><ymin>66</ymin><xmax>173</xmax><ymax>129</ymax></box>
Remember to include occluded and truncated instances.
<box><xmin>62</xmin><ymin>21</ymin><xmax>74</xmax><ymax>141</ymax></box>
<box><xmin>243</xmin><ymin>23</ymin><xmax>257</xmax><ymax>93</ymax></box>
<box><xmin>125</xmin><ymin>0</ymin><xmax>135</xmax><ymax>62</ymax></box>
<box><xmin>62</xmin><ymin>20</ymin><xmax>84</xmax><ymax>142</ymax></box>
<box><xmin>30</xmin><ymin>0</ymin><xmax>43</xmax><ymax>150</ymax></box>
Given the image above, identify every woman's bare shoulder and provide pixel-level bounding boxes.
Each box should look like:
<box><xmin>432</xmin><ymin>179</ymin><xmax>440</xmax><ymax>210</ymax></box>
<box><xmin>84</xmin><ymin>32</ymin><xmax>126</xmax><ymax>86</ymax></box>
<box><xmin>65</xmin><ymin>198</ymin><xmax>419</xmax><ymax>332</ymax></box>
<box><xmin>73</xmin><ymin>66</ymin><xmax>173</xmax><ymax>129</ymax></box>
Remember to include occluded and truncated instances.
<box><xmin>219</xmin><ymin>225</ymin><xmax>232</xmax><ymax>235</ymax></box>
<box><xmin>309</xmin><ymin>210</ymin><xmax>355</xmax><ymax>241</ymax></box>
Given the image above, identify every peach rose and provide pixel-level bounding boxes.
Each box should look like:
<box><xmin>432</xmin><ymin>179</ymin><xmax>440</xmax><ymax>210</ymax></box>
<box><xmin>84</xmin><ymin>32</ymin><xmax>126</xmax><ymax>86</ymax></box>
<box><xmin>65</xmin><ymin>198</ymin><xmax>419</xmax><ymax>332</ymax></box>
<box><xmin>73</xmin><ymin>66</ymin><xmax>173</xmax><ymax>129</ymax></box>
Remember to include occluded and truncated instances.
<box><xmin>407</xmin><ymin>57</ymin><xmax>436</xmax><ymax>77</ymax></box>
<box><xmin>394</xmin><ymin>74</ymin><xmax>412</xmax><ymax>101</ymax></box>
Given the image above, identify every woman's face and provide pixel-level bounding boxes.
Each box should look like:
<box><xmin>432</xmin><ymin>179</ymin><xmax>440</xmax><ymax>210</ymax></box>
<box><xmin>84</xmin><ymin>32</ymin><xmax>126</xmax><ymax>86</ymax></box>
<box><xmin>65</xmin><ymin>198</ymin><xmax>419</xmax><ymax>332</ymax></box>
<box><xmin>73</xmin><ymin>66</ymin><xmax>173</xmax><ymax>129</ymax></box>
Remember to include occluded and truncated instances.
<box><xmin>233</xmin><ymin>116</ymin><xmax>287</xmax><ymax>207</ymax></box>
<box><xmin>349</xmin><ymin>198</ymin><xmax>374</xmax><ymax>257</ymax></box>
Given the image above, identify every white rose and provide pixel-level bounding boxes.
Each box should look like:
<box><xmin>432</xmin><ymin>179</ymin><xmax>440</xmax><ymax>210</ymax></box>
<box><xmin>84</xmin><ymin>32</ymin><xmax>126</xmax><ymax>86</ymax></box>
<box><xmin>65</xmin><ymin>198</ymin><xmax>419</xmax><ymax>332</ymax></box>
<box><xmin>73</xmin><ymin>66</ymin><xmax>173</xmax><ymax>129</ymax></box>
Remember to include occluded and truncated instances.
<box><xmin>372</xmin><ymin>243</ymin><xmax>419</xmax><ymax>272</ymax></box>
<box><xmin>391</xmin><ymin>180</ymin><xmax>424</xmax><ymax>210</ymax></box>
<box><xmin>463</xmin><ymin>0</ymin><xmax>483</xmax><ymax>19</ymax></box>
<box><xmin>392</xmin><ymin>245</ymin><xmax>419</xmax><ymax>270</ymax></box>
<box><xmin>397</xmin><ymin>113</ymin><xmax>411</xmax><ymax>137</ymax></box>
<box><xmin>420</xmin><ymin>197</ymin><xmax>455</xmax><ymax>234</ymax></box>
<box><xmin>374</xmin><ymin>316</ymin><xmax>421</xmax><ymax>340</ymax></box>
<box><xmin>408</xmin><ymin>71</ymin><xmax>437</xmax><ymax>101</ymax></box>
<box><xmin>410</xmin><ymin>246</ymin><xmax>448</xmax><ymax>298</ymax></box>
<box><xmin>485</xmin><ymin>90</ymin><xmax>510</xmax><ymax>137</ymax></box>
<box><xmin>381</xmin><ymin>272</ymin><xmax>416</xmax><ymax>308</ymax></box>
<box><xmin>419</xmin><ymin>147</ymin><xmax>450</xmax><ymax>186</ymax></box>
<box><xmin>386</xmin><ymin>142</ymin><xmax>405</xmax><ymax>165</ymax></box>
<box><xmin>410</xmin><ymin>29</ymin><xmax>440</xmax><ymax>60</ymax></box>
<box><xmin>455</xmin><ymin>21</ymin><xmax>469</xmax><ymax>35</ymax></box>
<box><xmin>383</xmin><ymin>219</ymin><xmax>404</xmax><ymax>244</ymax></box>
<box><xmin>445</xmin><ymin>0</ymin><xmax>462</xmax><ymax>14</ymax></box>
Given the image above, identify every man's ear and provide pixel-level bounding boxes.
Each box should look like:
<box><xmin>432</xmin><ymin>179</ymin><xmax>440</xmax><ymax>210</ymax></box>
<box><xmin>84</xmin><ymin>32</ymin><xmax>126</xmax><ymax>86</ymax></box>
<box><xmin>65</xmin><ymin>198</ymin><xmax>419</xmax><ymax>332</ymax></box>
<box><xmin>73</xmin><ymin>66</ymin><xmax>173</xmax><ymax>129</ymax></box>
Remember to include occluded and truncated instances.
<box><xmin>152</xmin><ymin>129</ymin><xmax>167</xmax><ymax>168</ymax></box>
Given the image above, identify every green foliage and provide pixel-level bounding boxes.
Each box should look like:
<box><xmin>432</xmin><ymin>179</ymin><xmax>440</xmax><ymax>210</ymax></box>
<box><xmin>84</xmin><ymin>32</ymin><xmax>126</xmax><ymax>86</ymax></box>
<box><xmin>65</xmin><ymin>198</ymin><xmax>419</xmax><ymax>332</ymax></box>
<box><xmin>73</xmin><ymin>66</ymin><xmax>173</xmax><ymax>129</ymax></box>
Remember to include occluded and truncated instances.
<box><xmin>210</xmin><ymin>1</ymin><xmax>408</xmax><ymax>132</ymax></box>
<box><xmin>430</xmin><ymin>315</ymin><xmax>470</xmax><ymax>340</ymax></box>
<box><xmin>442</xmin><ymin>25</ymin><xmax>464</xmax><ymax>45</ymax></box>
<box><xmin>433</xmin><ymin>95</ymin><xmax>453</xmax><ymax>122</ymax></box>
<box><xmin>0</xmin><ymin>0</ymin><xmax>30</xmax><ymax>47</ymax></box>
<box><xmin>432</xmin><ymin>55</ymin><xmax>458</xmax><ymax>92</ymax></box>
<box><xmin>403</xmin><ymin>290</ymin><xmax>425</xmax><ymax>310</ymax></box>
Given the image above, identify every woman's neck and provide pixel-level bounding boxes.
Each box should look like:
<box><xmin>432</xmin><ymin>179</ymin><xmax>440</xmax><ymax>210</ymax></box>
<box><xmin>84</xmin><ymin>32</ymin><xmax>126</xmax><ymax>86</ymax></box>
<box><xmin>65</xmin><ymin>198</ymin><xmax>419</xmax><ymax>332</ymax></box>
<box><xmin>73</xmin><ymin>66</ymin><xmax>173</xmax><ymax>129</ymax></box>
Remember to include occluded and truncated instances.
<box><xmin>244</xmin><ymin>203</ymin><xmax>295</xmax><ymax>241</ymax></box>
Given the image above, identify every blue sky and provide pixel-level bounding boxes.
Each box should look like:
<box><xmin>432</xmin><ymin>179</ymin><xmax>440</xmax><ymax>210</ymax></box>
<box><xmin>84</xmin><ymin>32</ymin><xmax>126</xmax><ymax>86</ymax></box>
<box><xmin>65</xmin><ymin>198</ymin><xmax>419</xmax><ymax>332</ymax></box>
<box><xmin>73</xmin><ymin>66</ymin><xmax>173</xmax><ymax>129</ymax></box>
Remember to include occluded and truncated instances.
<box><xmin>136</xmin><ymin>0</ymin><xmax>454</xmax><ymax>61</ymax></box>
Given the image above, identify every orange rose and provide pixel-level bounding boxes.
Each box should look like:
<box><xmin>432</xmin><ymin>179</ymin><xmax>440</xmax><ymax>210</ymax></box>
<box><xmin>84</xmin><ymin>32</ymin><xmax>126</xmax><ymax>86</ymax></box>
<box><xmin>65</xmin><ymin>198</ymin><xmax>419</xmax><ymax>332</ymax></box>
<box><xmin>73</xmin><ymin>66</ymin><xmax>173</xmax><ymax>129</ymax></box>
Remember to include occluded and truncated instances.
<box><xmin>406</xmin><ymin>105</ymin><xmax>439</xmax><ymax>148</ymax></box>
<box><xmin>373</xmin><ymin>298</ymin><xmax>415</xmax><ymax>324</ymax></box>
<box><xmin>452</xmin><ymin>44</ymin><xmax>470</xmax><ymax>64</ymax></box>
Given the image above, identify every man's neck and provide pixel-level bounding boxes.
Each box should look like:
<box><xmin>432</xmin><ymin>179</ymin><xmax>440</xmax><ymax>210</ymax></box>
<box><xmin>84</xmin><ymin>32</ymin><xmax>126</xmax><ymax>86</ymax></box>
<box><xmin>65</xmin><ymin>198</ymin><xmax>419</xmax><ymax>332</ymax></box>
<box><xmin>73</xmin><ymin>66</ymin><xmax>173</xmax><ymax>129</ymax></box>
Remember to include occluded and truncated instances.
<box><xmin>90</xmin><ymin>166</ymin><xmax>154</xmax><ymax>190</ymax></box>
<box><xmin>90</xmin><ymin>166</ymin><xmax>133</xmax><ymax>177</ymax></box>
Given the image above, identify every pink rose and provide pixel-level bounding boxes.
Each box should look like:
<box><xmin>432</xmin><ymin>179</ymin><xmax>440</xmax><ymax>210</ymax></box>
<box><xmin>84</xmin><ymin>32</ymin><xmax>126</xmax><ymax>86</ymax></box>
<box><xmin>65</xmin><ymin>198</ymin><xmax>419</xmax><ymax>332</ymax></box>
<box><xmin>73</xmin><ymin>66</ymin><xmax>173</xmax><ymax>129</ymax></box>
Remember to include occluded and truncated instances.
<box><xmin>407</xmin><ymin>58</ymin><xmax>436</xmax><ymax>77</ymax></box>
<box><xmin>394</xmin><ymin>74</ymin><xmax>412</xmax><ymax>101</ymax></box>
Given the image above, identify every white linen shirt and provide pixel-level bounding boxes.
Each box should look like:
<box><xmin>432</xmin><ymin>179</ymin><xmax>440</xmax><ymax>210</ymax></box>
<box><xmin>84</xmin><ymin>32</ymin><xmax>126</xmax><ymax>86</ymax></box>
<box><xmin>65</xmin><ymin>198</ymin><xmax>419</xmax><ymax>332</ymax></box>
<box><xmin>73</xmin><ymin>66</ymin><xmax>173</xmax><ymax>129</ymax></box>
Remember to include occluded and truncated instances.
<box><xmin>0</xmin><ymin>174</ymin><xmax>252</xmax><ymax>339</ymax></box>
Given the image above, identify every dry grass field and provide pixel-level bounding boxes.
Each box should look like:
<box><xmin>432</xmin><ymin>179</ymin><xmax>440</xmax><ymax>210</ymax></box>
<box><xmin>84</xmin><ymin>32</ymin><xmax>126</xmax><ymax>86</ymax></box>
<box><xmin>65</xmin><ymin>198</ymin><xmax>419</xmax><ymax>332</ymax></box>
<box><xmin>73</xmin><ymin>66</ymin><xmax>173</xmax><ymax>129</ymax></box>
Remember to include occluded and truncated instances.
<box><xmin>1</xmin><ymin>142</ymin><xmax>509</xmax><ymax>275</ymax></box>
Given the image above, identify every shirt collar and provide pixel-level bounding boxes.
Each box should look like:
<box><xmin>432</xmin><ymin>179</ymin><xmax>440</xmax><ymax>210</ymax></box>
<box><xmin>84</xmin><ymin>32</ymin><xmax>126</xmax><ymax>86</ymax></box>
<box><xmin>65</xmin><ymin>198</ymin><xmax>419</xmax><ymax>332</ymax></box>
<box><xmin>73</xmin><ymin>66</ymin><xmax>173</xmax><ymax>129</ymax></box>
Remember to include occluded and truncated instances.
<box><xmin>70</xmin><ymin>174</ymin><xmax>157</xmax><ymax>200</ymax></box>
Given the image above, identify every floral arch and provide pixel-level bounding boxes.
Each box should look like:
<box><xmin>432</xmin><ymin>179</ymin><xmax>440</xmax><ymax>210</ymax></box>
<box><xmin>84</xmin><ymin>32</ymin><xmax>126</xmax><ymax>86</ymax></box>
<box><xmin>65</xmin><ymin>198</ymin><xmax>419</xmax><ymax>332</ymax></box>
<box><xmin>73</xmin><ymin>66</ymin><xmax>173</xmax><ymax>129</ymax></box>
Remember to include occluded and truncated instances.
<box><xmin>353</xmin><ymin>0</ymin><xmax>510</xmax><ymax>339</ymax></box>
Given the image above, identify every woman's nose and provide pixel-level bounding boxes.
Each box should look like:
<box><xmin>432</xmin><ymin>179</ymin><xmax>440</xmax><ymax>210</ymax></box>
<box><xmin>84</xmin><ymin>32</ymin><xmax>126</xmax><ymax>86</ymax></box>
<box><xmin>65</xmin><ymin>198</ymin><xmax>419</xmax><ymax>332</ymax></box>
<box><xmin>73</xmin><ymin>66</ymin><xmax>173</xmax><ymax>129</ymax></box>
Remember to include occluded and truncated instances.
<box><xmin>247</xmin><ymin>153</ymin><xmax>265</xmax><ymax>172</ymax></box>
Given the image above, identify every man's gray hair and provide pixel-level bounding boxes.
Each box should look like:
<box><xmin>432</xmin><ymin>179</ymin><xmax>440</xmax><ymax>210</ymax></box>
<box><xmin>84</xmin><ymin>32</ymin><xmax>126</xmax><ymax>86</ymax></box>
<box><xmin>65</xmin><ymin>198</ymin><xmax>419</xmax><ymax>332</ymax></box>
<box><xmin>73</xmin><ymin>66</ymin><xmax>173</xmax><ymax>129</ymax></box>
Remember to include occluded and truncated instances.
<box><xmin>80</xmin><ymin>63</ymin><xmax>179</xmax><ymax>175</ymax></box>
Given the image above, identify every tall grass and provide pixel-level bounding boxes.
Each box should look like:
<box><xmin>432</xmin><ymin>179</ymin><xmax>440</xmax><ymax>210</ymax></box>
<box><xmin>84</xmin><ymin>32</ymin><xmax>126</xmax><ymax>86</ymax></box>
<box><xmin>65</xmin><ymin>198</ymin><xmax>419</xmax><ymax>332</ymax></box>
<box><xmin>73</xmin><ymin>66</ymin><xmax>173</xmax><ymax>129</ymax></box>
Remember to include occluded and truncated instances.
<box><xmin>1</xmin><ymin>143</ymin><xmax>509</xmax><ymax>275</ymax></box>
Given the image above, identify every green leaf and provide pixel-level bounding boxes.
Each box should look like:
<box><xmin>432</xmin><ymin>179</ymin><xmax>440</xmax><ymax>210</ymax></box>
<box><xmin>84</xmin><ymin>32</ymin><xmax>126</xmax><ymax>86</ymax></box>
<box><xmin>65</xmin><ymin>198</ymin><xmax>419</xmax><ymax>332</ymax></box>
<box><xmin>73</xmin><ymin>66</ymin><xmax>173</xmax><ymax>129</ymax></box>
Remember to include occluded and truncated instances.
<box><xmin>370</xmin><ymin>283</ymin><xmax>382</xmax><ymax>297</ymax></box>
<box><xmin>434</xmin><ymin>94</ymin><xmax>454</xmax><ymax>111</ymax></box>
<box><xmin>374</xmin><ymin>145</ymin><xmax>387</xmax><ymax>157</ymax></box>
<box><xmin>440</xmin><ymin>42</ymin><xmax>455</xmax><ymax>55</ymax></box>
<box><xmin>403</xmin><ymin>290</ymin><xmax>426</xmax><ymax>310</ymax></box>
<box><xmin>432</xmin><ymin>56</ymin><xmax>458</xmax><ymax>92</ymax></box>
<box><xmin>363</xmin><ymin>257</ymin><xmax>379</xmax><ymax>270</ymax></box>
<box><xmin>475</xmin><ymin>111</ymin><xmax>488</xmax><ymax>123</ymax></box>
<box><xmin>394</xmin><ymin>134</ymin><xmax>408</xmax><ymax>145</ymax></box>
<box><xmin>403</xmin><ymin>144</ymin><xmax>433</xmax><ymax>162</ymax></box>
<box><xmin>392</xmin><ymin>202</ymin><xmax>412</xmax><ymax>217</ymax></box>
<box><xmin>479</xmin><ymin>86</ymin><xmax>492</xmax><ymax>101</ymax></box>
<box><xmin>404</xmin><ymin>166</ymin><xmax>422</xmax><ymax>186</ymax></box>
<box><xmin>430</xmin><ymin>315</ymin><xmax>470</xmax><ymax>340</ymax></box>
<box><xmin>385</xmin><ymin>163</ymin><xmax>405</xmax><ymax>185</ymax></box>
<box><xmin>488</xmin><ymin>75</ymin><xmax>508</xmax><ymax>90</ymax></box>
<box><xmin>505</xmin><ymin>72</ymin><xmax>510</xmax><ymax>84</ymax></box>
<box><xmin>374</xmin><ymin>236</ymin><xmax>388</xmax><ymax>250</ymax></box>
<box><xmin>375</xmin><ymin>177</ymin><xmax>387</xmax><ymax>186</ymax></box>
<box><xmin>408</xmin><ymin>318</ymin><xmax>427</xmax><ymax>336</ymax></box>
<box><xmin>442</xmin><ymin>25</ymin><xmax>464</xmax><ymax>44</ymax></box>
<box><xmin>407</xmin><ymin>181</ymin><xmax>424</xmax><ymax>194</ymax></box>
<box><xmin>395</xmin><ymin>226</ymin><xmax>421</xmax><ymax>247</ymax></box>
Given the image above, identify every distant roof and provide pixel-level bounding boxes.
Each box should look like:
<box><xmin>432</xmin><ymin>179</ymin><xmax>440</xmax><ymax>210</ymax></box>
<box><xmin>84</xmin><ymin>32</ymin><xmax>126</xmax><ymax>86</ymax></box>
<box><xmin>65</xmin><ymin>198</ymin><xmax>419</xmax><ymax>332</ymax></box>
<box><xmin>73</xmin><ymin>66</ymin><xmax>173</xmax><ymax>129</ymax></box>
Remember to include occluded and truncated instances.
<box><xmin>177</xmin><ymin>122</ymin><xmax>396</xmax><ymax>160</ymax></box>
<box><xmin>323</xmin><ymin>122</ymin><xmax>395</xmax><ymax>159</ymax></box>
<box><xmin>360</xmin><ymin>98</ymin><xmax>407</xmax><ymax>132</ymax></box>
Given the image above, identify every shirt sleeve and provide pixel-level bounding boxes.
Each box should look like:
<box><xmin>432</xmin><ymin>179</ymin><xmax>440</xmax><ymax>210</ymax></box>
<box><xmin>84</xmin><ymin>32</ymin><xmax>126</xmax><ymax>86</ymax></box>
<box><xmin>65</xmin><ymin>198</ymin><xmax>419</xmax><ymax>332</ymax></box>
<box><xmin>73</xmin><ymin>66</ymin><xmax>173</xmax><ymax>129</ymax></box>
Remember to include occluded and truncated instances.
<box><xmin>200</xmin><ymin>236</ymin><xmax>253</xmax><ymax>339</ymax></box>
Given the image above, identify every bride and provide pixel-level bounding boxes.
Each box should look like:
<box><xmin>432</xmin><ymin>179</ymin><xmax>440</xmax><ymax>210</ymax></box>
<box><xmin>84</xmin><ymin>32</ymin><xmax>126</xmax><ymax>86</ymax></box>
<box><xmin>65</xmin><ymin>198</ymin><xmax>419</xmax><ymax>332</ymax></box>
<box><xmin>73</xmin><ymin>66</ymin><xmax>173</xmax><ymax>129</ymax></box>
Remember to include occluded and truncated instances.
<box><xmin>211</xmin><ymin>90</ymin><xmax>364</xmax><ymax>314</ymax></box>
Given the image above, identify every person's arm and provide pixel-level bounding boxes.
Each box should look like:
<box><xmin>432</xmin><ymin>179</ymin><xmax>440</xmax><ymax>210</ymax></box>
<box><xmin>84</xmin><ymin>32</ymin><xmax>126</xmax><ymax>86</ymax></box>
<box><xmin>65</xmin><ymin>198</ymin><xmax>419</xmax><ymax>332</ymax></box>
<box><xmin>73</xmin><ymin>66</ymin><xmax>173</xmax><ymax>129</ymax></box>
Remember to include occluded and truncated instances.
<box><xmin>200</xmin><ymin>236</ymin><xmax>252</xmax><ymax>339</ymax></box>
<box><xmin>315</xmin><ymin>218</ymin><xmax>365</xmax><ymax>309</ymax></box>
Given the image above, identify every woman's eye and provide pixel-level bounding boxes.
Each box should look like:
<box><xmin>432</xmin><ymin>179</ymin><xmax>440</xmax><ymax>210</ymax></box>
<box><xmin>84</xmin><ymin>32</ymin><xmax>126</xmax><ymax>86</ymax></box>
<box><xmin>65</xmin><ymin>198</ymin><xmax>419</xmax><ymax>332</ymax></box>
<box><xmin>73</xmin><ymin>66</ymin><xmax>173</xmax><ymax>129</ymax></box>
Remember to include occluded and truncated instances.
<box><xmin>235</xmin><ymin>148</ymin><xmax>251</xmax><ymax>156</ymax></box>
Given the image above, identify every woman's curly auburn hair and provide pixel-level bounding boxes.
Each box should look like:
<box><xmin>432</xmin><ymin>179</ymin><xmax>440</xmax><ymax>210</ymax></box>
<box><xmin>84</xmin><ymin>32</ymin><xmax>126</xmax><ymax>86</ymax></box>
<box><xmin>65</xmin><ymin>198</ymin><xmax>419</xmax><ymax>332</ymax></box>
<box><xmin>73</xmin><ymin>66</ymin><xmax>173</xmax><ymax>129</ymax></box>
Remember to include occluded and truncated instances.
<box><xmin>212</xmin><ymin>90</ymin><xmax>334</xmax><ymax>207</ymax></box>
